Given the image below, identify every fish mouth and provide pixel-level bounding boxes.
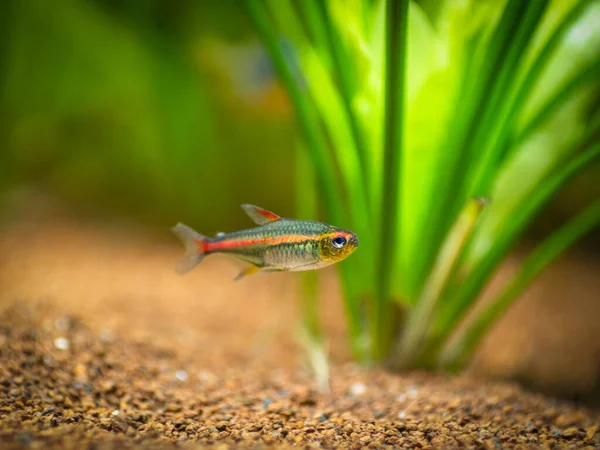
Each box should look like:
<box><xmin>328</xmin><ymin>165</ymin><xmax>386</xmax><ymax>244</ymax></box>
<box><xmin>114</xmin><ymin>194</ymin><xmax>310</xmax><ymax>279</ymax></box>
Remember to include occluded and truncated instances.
<box><xmin>349</xmin><ymin>235</ymin><xmax>359</xmax><ymax>247</ymax></box>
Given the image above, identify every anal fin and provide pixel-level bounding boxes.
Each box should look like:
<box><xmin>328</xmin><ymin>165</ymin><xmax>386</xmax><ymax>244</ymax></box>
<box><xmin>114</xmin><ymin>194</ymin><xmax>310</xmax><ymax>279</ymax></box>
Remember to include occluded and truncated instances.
<box><xmin>234</xmin><ymin>265</ymin><xmax>262</xmax><ymax>281</ymax></box>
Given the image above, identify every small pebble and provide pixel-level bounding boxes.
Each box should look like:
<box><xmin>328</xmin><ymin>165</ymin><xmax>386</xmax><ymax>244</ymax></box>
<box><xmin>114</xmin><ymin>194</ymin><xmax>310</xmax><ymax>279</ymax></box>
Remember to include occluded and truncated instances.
<box><xmin>175</xmin><ymin>370</ymin><xmax>188</xmax><ymax>382</ymax></box>
<box><xmin>350</xmin><ymin>383</ymin><xmax>367</xmax><ymax>396</ymax></box>
<box><xmin>53</xmin><ymin>337</ymin><xmax>70</xmax><ymax>350</ymax></box>
<box><xmin>73</xmin><ymin>363</ymin><xmax>87</xmax><ymax>381</ymax></box>
<box><xmin>562</xmin><ymin>427</ymin><xmax>579</xmax><ymax>438</ymax></box>
<box><xmin>166</xmin><ymin>404</ymin><xmax>182</xmax><ymax>413</ymax></box>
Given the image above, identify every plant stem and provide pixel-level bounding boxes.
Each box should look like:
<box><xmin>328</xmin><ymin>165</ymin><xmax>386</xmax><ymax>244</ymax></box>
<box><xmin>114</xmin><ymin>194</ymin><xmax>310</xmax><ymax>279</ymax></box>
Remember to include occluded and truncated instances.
<box><xmin>299</xmin><ymin>0</ymin><xmax>333</xmax><ymax>67</ymax></box>
<box><xmin>291</xmin><ymin>2</ymin><xmax>375</xmax><ymax>362</ymax></box>
<box><xmin>315</xmin><ymin>1</ymin><xmax>371</xmax><ymax>202</ymax></box>
<box><xmin>439</xmin><ymin>198</ymin><xmax>600</xmax><ymax>370</ymax></box>
<box><xmin>245</xmin><ymin>0</ymin><xmax>365</xmax><ymax>358</ymax></box>
<box><xmin>374</xmin><ymin>0</ymin><xmax>409</xmax><ymax>361</ymax></box>
<box><xmin>392</xmin><ymin>198</ymin><xmax>487</xmax><ymax>369</ymax></box>
<box><xmin>244</xmin><ymin>0</ymin><xmax>344</xmax><ymax>225</ymax></box>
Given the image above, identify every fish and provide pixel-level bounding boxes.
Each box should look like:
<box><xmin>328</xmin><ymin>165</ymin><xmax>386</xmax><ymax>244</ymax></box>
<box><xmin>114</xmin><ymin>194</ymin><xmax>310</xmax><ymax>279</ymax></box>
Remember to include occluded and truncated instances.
<box><xmin>171</xmin><ymin>204</ymin><xmax>359</xmax><ymax>280</ymax></box>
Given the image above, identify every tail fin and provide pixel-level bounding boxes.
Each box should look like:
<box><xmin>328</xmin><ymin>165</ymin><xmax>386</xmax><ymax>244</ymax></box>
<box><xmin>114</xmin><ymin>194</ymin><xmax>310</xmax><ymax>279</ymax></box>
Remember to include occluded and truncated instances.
<box><xmin>171</xmin><ymin>223</ymin><xmax>208</xmax><ymax>274</ymax></box>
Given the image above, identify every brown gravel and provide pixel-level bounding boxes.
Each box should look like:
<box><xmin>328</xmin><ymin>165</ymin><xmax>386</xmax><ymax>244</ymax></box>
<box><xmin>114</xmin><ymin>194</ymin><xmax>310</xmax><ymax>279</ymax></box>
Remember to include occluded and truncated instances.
<box><xmin>2</xmin><ymin>306</ymin><xmax>599</xmax><ymax>450</ymax></box>
<box><xmin>1</xmin><ymin>219</ymin><xmax>600</xmax><ymax>449</ymax></box>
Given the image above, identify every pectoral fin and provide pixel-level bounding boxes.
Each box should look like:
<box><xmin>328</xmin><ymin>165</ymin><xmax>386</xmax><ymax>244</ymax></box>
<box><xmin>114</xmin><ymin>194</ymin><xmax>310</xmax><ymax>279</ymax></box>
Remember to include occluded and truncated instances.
<box><xmin>241</xmin><ymin>204</ymin><xmax>282</xmax><ymax>225</ymax></box>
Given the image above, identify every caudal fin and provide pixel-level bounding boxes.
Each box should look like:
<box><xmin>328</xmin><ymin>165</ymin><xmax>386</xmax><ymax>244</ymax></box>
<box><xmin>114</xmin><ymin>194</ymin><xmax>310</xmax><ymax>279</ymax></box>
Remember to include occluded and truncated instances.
<box><xmin>171</xmin><ymin>223</ymin><xmax>208</xmax><ymax>274</ymax></box>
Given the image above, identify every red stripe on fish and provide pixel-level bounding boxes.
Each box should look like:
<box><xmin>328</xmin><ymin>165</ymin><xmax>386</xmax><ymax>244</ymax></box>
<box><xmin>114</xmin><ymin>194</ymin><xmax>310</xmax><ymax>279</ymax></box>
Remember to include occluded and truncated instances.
<box><xmin>206</xmin><ymin>234</ymin><xmax>318</xmax><ymax>253</ymax></box>
<box><xmin>205</xmin><ymin>237</ymin><xmax>270</xmax><ymax>252</ymax></box>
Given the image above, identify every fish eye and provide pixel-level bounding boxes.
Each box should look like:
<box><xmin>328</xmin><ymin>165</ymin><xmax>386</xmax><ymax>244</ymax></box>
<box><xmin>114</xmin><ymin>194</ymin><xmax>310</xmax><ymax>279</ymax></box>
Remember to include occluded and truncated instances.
<box><xmin>331</xmin><ymin>235</ymin><xmax>347</xmax><ymax>249</ymax></box>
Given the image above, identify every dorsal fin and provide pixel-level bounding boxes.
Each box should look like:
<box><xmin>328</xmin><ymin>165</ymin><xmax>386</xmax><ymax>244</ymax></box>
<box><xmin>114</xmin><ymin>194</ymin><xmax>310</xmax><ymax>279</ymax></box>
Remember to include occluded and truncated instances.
<box><xmin>241</xmin><ymin>204</ymin><xmax>281</xmax><ymax>225</ymax></box>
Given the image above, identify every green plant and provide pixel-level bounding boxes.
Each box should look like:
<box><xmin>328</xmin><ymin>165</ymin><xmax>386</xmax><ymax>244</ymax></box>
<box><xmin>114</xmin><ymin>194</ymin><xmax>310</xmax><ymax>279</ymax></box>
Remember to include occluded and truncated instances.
<box><xmin>245</xmin><ymin>0</ymin><xmax>600</xmax><ymax>370</ymax></box>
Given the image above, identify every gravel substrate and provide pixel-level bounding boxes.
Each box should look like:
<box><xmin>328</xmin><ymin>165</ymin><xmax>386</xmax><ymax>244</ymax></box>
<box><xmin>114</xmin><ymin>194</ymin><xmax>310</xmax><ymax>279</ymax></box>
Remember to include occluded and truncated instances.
<box><xmin>1</xmin><ymin>305</ymin><xmax>599</xmax><ymax>450</ymax></box>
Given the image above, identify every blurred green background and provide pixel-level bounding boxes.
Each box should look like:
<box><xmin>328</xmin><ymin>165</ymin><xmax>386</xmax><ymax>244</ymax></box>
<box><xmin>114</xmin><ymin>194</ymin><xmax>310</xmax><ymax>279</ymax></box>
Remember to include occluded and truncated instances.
<box><xmin>0</xmin><ymin>0</ymin><xmax>302</xmax><ymax>234</ymax></box>
<box><xmin>0</xmin><ymin>0</ymin><xmax>598</xmax><ymax>244</ymax></box>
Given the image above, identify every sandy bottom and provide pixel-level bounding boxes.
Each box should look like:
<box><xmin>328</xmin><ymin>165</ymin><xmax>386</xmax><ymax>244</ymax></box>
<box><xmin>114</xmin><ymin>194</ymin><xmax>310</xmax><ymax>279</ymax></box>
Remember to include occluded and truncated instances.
<box><xmin>1</xmin><ymin>219</ymin><xmax>599</xmax><ymax>449</ymax></box>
